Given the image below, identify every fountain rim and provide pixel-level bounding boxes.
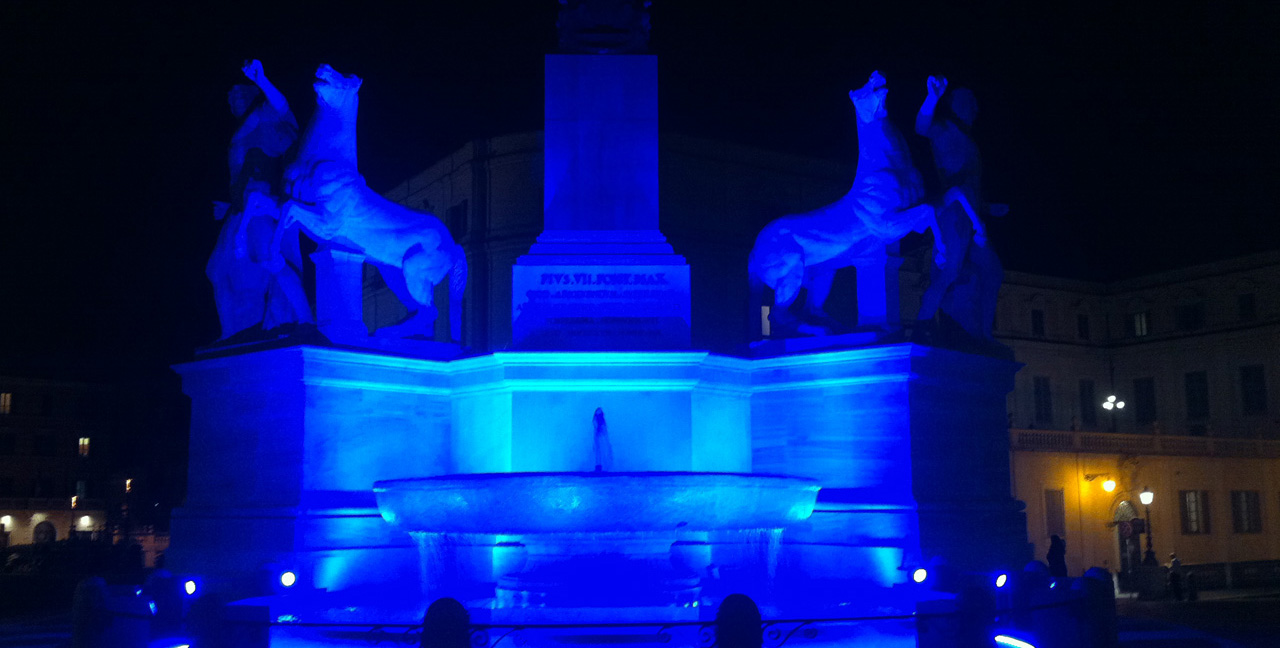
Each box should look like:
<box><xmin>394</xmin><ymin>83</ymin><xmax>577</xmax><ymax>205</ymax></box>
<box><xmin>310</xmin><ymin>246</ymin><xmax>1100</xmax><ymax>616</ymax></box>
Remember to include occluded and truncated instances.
<box><xmin>373</xmin><ymin>471</ymin><xmax>821</xmax><ymax>492</ymax></box>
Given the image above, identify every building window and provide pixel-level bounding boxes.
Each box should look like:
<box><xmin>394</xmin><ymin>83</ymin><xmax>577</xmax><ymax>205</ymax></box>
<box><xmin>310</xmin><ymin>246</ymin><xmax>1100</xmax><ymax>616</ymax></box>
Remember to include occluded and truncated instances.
<box><xmin>1033</xmin><ymin>377</ymin><xmax>1053</xmax><ymax>426</ymax></box>
<box><xmin>1133</xmin><ymin>377</ymin><xmax>1157</xmax><ymax>425</ymax></box>
<box><xmin>1175</xmin><ymin>302</ymin><xmax>1206</xmax><ymax>331</ymax></box>
<box><xmin>446</xmin><ymin>199</ymin><xmax>469</xmax><ymax>238</ymax></box>
<box><xmin>1031</xmin><ymin>309</ymin><xmax>1046</xmax><ymax>337</ymax></box>
<box><xmin>76</xmin><ymin>480</ymin><xmax>87</xmax><ymax>499</ymax></box>
<box><xmin>1128</xmin><ymin>312</ymin><xmax>1150</xmax><ymax>337</ymax></box>
<box><xmin>1241</xmin><ymin>365</ymin><xmax>1268</xmax><ymax>415</ymax></box>
<box><xmin>1078</xmin><ymin>379</ymin><xmax>1097</xmax><ymax>428</ymax></box>
<box><xmin>1238</xmin><ymin>293</ymin><xmax>1256</xmax><ymax>322</ymax></box>
<box><xmin>0</xmin><ymin>392</ymin><xmax>10</xmax><ymax>414</ymax></box>
<box><xmin>1185</xmin><ymin>371</ymin><xmax>1210</xmax><ymax>420</ymax></box>
<box><xmin>1231</xmin><ymin>490</ymin><xmax>1262</xmax><ymax>534</ymax></box>
<box><xmin>1076</xmin><ymin>314</ymin><xmax>1090</xmax><ymax>340</ymax></box>
<box><xmin>1180</xmin><ymin>490</ymin><xmax>1211</xmax><ymax>534</ymax></box>
<box><xmin>1044</xmin><ymin>488</ymin><xmax>1067</xmax><ymax>538</ymax></box>
<box><xmin>78</xmin><ymin>437</ymin><xmax>90</xmax><ymax>457</ymax></box>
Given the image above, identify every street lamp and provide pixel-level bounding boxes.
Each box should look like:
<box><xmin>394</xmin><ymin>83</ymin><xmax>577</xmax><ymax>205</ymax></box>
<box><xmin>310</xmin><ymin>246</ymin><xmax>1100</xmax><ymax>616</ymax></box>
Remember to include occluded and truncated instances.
<box><xmin>1102</xmin><ymin>395</ymin><xmax>1125</xmax><ymax>432</ymax></box>
<box><xmin>1139</xmin><ymin>487</ymin><xmax>1155</xmax><ymax>553</ymax></box>
<box><xmin>1084</xmin><ymin>473</ymin><xmax>1117</xmax><ymax>492</ymax></box>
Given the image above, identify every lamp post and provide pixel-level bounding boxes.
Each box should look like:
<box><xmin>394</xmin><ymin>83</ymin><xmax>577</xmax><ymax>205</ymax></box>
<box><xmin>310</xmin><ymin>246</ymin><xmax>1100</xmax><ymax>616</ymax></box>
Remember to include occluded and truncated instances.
<box><xmin>1139</xmin><ymin>487</ymin><xmax>1155</xmax><ymax>553</ymax></box>
<box><xmin>1102</xmin><ymin>395</ymin><xmax>1125</xmax><ymax>432</ymax></box>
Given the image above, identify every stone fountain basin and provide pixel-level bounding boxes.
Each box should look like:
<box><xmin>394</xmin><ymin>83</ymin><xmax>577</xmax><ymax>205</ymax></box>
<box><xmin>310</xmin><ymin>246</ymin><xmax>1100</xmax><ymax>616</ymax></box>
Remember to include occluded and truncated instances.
<box><xmin>374</xmin><ymin>471</ymin><xmax>819</xmax><ymax>534</ymax></box>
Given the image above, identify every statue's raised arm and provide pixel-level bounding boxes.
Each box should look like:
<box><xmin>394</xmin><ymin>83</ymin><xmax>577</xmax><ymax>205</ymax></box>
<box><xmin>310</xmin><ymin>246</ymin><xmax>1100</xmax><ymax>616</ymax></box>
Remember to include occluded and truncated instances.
<box><xmin>913</xmin><ymin>76</ymin><xmax>1004</xmax><ymax>344</ymax></box>
<box><xmin>206</xmin><ymin>59</ymin><xmax>311</xmax><ymax>342</ymax></box>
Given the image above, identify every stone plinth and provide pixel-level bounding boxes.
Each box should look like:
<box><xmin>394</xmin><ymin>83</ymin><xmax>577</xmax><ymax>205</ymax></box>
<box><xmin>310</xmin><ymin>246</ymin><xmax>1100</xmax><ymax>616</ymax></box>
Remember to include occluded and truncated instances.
<box><xmin>168</xmin><ymin>341</ymin><xmax>1028</xmax><ymax>604</ymax></box>
<box><xmin>167</xmin><ymin>346</ymin><xmax>453</xmax><ymax>594</ymax></box>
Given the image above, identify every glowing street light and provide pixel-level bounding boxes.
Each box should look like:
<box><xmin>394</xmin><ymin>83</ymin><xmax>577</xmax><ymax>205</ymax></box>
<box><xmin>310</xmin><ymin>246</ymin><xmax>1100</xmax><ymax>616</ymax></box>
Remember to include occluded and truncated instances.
<box><xmin>1102</xmin><ymin>395</ymin><xmax>1125</xmax><ymax>410</ymax></box>
<box><xmin>1102</xmin><ymin>394</ymin><xmax>1125</xmax><ymax>432</ymax></box>
<box><xmin>1102</xmin><ymin>479</ymin><xmax>1116</xmax><ymax>493</ymax></box>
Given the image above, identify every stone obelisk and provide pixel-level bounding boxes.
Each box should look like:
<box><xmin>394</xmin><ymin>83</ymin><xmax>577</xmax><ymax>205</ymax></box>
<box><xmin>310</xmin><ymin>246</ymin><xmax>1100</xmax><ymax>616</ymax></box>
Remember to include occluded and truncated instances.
<box><xmin>511</xmin><ymin>1</ymin><xmax>690</xmax><ymax>350</ymax></box>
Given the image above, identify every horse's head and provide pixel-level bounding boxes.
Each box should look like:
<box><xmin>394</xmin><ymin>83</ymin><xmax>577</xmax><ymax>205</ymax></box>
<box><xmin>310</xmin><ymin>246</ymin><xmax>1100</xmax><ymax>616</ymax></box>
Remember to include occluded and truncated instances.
<box><xmin>849</xmin><ymin>70</ymin><xmax>888</xmax><ymax>123</ymax></box>
<box><xmin>314</xmin><ymin>64</ymin><xmax>363</xmax><ymax>112</ymax></box>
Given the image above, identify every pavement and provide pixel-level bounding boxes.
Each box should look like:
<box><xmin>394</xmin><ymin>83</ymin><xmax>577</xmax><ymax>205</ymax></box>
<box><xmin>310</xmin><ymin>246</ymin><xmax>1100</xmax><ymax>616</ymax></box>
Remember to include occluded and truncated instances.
<box><xmin>0</xmin><ymin>613</ymin><xmax>70</xmax><ymax>648</ymax></box>
<box><xmin>3</xmin><ymin>590</ymin><xmax>1279</xmax><ymax>647</ymax></box>
<box><xmin>1117</xmin><ymin>588</ymin><xmax>1280</xmax><ymax>648</ymax></box>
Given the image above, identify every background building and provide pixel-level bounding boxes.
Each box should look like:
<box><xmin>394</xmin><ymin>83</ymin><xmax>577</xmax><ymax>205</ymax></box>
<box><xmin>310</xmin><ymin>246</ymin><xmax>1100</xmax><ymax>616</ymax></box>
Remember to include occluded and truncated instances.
<box><xmin>0</xmin><ymin>375</ymin><xmax>186</xmax><ymax>565</ymax></box>
<box><xmin>1001</xmin><ymin>253</ymin><xmax>1280</xmax><ymax>583</ymax></box>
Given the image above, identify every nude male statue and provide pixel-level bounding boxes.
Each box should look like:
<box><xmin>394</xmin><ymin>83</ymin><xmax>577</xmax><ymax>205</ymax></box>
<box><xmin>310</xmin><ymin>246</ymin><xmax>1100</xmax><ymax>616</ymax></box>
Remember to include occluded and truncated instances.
<box><xmin>914</xmin><ymin>76</ymin><xmax>1004</xmax><ymax>341</ymax></box>
<box><xmin>206</xmin><ymin>59</ymin><xmax>311</xmax><ymax>340</ymax></box>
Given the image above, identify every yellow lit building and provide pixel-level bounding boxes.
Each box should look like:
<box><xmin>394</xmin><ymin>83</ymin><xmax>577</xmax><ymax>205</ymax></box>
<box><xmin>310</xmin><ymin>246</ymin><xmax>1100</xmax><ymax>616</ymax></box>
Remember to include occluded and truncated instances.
<box><xmin>1000</xmin><ymin>252</ymin><xmax>1280</xmax><ymax>587</ymax></box>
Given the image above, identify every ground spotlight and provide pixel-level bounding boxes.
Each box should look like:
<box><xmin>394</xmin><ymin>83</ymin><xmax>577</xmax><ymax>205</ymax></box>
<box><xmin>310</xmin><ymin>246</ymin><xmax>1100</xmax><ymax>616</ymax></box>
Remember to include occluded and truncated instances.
<box><xmin>912</xmin><ymin>568</ymin><xmax>928</xmax><ymax>583</ymax></box>
<box><xmin>993</xmin><ymin>634</ymin><xmax>1036</xmax><ymax>648</ymax></box>
<box><xmin>181</xmin><ymin>578</ymin><xmax>199</xmax><ymax>597</ymax></box>
<box><xmin>279</xmin><ymin>570</ymin><xmax>298</xmax><ymax>588</ymax></box>
<box><xmin>994</xmin><ymin>572</ymin><xmax>1008</xmax><ymax>589</ymax></box>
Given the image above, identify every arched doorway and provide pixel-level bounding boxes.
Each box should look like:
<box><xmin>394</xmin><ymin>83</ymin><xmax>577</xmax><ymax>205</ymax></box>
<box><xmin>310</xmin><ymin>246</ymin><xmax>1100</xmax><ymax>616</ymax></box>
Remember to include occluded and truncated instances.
<box><xmin>1113</xmin><ymin>501</ymin><xmax>1143</xmax><ymax>575</ymax></box>
<box><xmin>32</xmin><ymin>520</ymin><xmax>56</xmax><ymax>544</ymax></box>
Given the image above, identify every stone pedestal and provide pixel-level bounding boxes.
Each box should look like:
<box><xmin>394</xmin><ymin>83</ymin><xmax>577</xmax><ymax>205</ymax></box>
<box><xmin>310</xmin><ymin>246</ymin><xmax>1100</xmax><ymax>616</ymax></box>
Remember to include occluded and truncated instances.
<box><xmin>512</xmin><ymin>54</ymin><xmax>691</xmax><ymax>350</ymax></box>
<box><xmin>311</xmin><ymin>249</ymin><xmax>368</xmax><ymax>342</ymax></box>
<box><xmin>166</xmin><ymin>346</ymin><xmax>453</xmax><ymax>594</ymax></box>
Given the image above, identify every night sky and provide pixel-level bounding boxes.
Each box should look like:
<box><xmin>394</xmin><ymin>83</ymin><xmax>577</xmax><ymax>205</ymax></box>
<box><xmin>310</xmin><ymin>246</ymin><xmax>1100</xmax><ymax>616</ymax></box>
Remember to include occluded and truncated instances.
<box><xmin>2</xmin><ymin>1</ymin><xmax>1278</xmax><ymax>376</ymax></box>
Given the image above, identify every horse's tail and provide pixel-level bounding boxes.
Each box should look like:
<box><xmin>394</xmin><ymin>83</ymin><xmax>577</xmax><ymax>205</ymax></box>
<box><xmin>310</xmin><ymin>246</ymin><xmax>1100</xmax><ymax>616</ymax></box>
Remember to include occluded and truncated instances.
<box><xmin>447</xmin><ymin>245</ymin><xmax>468</xmax><ymax>344</ymax></box>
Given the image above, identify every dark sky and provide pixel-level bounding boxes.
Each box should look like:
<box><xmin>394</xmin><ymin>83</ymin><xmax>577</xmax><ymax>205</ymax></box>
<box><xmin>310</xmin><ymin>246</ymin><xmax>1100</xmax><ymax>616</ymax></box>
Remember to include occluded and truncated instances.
<box><xmin>2</xmin><ymin>1</ymin><xmax>1278</xmax><ymax>375</ymax></box>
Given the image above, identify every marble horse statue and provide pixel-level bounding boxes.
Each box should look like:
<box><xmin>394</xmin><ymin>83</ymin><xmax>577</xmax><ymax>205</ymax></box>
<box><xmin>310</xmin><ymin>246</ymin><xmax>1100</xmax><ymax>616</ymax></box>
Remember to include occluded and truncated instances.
<box><xmin>748</xmin><ymin>71</ymin><xmax>974</xmax><ymax>337</ymax></box>
<box><xmin>206</xmin><ymin>59</ymin><xmax>312</xmax><ymax>340</ymax></box>
<box><xmin>913</xmin><ymin>75</ymin><xmax>1004</xmax><ymax>342</ymax></box>
<box><xmin>273</xmin><ymin>64</ymin><xmax>467</xmax><ymax>342</ymax></box>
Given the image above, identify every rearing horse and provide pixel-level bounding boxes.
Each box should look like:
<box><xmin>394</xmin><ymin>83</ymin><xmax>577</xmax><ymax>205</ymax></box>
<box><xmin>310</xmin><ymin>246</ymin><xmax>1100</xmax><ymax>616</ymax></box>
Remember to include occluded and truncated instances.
<box><xmin>749</xmin><ymin>71</ymin><xmax>969</xmax><ymax>337</ymax></box>
<box><xmin>272</xmin><ymin>64</ymin><xmax>467</xmax><ymax>341</ymax></box>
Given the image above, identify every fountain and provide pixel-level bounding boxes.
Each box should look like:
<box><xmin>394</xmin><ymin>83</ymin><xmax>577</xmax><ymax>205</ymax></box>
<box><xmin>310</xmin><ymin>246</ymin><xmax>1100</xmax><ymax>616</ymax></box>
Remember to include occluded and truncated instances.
<box><xmin>161</xmin><ymin>3</ymin><xmax>1040</xmax><ymax>646</ymax></box>
<box><xmin>375</xmin><ymin>471</ymin><xmax>818</xmax><ymax>615</ymax></box>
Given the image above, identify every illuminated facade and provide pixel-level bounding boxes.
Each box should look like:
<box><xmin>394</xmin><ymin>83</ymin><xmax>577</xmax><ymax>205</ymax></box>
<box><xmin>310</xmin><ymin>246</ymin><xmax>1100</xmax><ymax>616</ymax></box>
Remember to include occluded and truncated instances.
<box><xmin>0</xmin><ymin>377</ymin><xmax>110</xmax><ymax>546</ymax></box>
<box><xmin>999</xmin><ymin>253</ymin><xmax>1280</xmax><ymax>582</ymax></box>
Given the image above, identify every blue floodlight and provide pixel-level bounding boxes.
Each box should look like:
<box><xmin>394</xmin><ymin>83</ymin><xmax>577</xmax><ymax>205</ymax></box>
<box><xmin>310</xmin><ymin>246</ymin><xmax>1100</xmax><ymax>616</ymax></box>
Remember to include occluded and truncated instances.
<box><xmin>182</xmin><ymin>579</ymin><xmax>198</xmax><ymax>596</ymax></box>
<box><xmin>279</xmin><ymin>570</ymin><xmax>298</xmax><ymax>588</ymax></box>
<box><xmin>912</xmin><ymin>568</ymin><xmax>928</xmax><ymax>583</ymax></box>
<box><xmin>993</xmin><ymin>634</ymin><xmax>1036</xmax><ymax>648</ymax></box>
<box><xmin>994</xmin><ymin>572</ymin><xmax>1008</xmax><ymax>589</ymax></box>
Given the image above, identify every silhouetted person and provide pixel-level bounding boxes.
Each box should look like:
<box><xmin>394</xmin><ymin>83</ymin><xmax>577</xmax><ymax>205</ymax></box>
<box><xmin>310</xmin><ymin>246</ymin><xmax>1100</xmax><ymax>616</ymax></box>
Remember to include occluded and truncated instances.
<box><xmin>421</xmin><ymin>597</ymin><xmax>470</xmax><ymax>648</ymax></box>
<box><xmin>1047</xmin><ymin>534</ymin><xmax>1068</xmax><ymax>578</ymax></box>
<box><xmin>1167</xmin><ymin>553</ymin><xmax>1184</xmax><ymax>601</ymax></box>
<box><xmin>715</xmin><ymin>593</ymin><xmax>762</xmax><ymax>648</ymax></box>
